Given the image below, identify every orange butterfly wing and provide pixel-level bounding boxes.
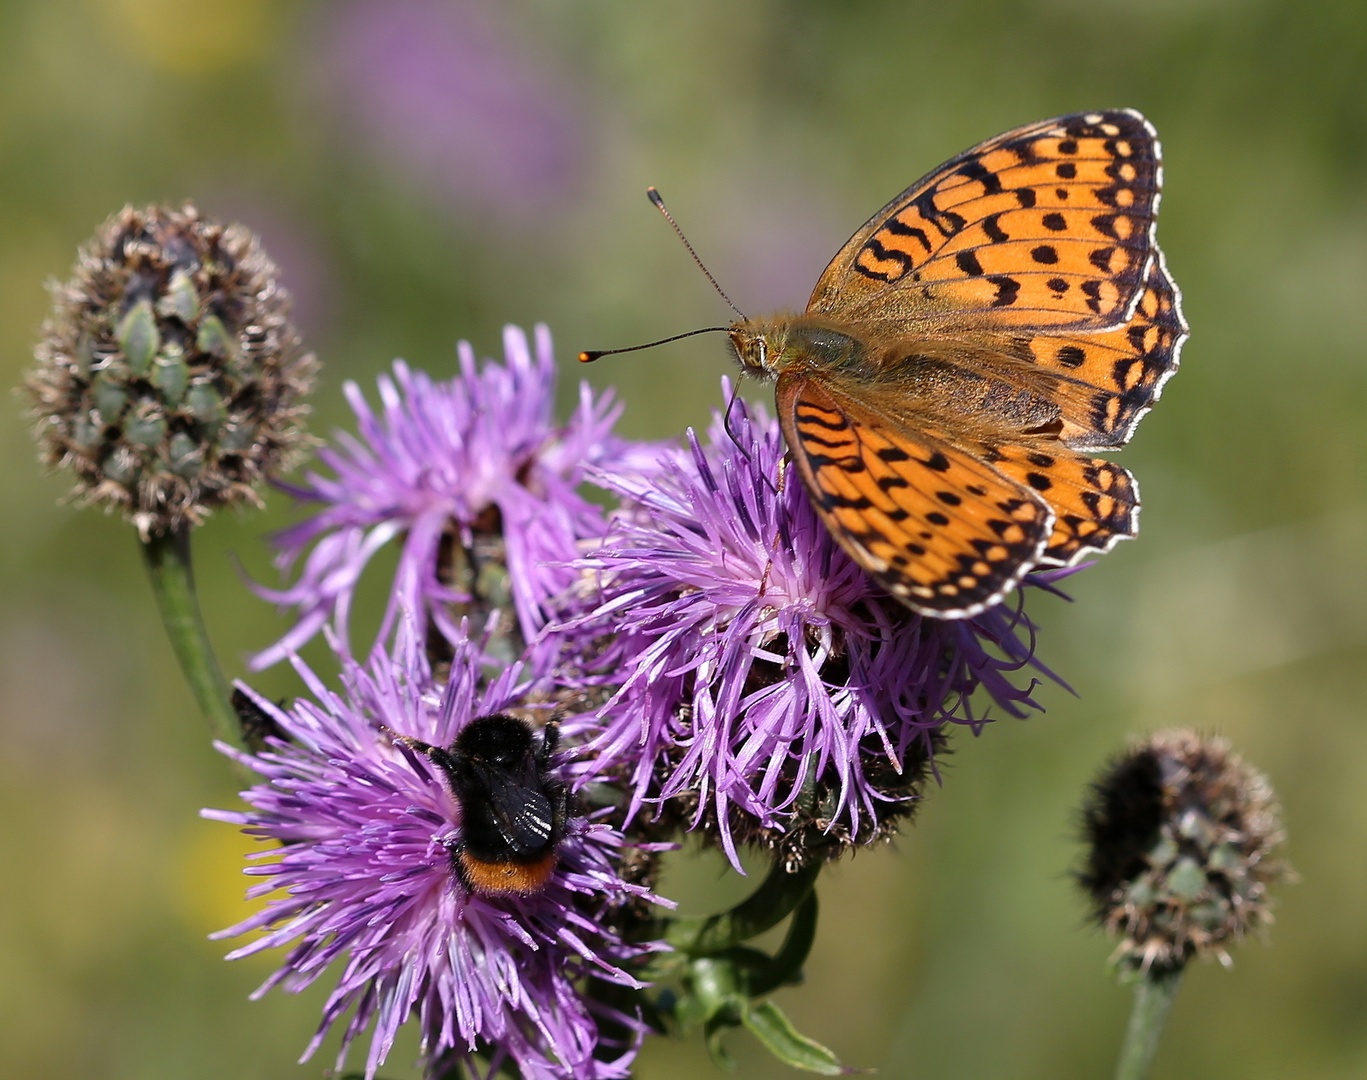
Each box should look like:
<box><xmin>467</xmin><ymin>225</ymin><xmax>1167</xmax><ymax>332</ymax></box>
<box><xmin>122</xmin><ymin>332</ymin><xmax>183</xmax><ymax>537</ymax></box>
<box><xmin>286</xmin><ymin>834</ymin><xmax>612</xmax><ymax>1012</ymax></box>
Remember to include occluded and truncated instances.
<box><xmin>757</xmin><ymin>110</ymin><xmax>1182</xmax><ymax>615</ymax></box>
<box><xmin>978</xmin><ymin>441</ymin><xmax>1140</xmax><ymax>565</ymax></box>
<box><xmin>1023</xmin><ymin>253</ymin><xmax>1185</xmax><ymax>449</ymax></box>
<box><xmin>776</xmin><ymin>373</ymin><xmax>1053</xmax><ymax>617</ymax></box>
<box><xmin>808</xmin><ymin>109</ymin><xmax>1165</xmax><ymax>332</ymax></box>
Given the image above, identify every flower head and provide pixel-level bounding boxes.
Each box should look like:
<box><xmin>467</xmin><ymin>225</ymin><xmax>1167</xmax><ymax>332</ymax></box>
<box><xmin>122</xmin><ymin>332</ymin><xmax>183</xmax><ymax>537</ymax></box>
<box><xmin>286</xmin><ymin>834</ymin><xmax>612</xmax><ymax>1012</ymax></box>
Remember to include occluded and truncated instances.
<box><xmin>26</xmin><ymin>203</ymin><xmax>317</xmax><ymax>538</ymax></box>
<box><xmin>1078</xmin><ymin>728</ymin><xmax>1291</xmax><ymax>974</ymax></box>
<box><xmin>564</xmin><ymin>391</ymin><xmax>1058</xmax><ymax>866</ymax></box>
<box><xmin>252</xmin><ymin>325</ymin><xmax>634</xmax><ymax>670</ymax></box>
<box><xmin>206</xmin><ymin>628</ymin><xmax>665</xmax><ymax>1079</ymax></box>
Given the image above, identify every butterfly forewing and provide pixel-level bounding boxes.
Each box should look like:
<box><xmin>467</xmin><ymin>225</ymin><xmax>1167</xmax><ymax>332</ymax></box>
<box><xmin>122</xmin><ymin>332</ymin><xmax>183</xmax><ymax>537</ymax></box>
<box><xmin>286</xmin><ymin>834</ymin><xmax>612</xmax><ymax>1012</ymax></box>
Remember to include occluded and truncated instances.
<box><xmin>776</xmin><ymin>373</ymin><xmax>1054</xmax><ymax>616</ymax></box>
<box><xmin>1022</xmin><ymin>253</ymin><xmax>1186</xmax><ymax>449</ymax></box>
<box><xmin>808</xmin><ymin>109</ymin><xmax>1164</xmax><ymax>331</ymax></box>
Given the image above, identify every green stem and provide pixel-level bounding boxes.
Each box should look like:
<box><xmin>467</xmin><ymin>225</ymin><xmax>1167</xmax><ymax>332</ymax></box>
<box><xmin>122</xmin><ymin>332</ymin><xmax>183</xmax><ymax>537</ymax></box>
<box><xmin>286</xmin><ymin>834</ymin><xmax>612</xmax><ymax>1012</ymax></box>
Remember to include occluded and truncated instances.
<box><xmin>746</xmin><ymin>889</ymin><xmax>820</xmax><ymax>996</ymax></box>
<box><xmin>140</xmin><ymin>525</ymin><xmax>242</xmax><ymax>752</ymax></box>
<box><xmin>665</xmin><ymin>859</ymin><xmax>822</xmax><ymax>957</ymax></box>
<box><xmin>1113</xmin><ymin>967</ymin><xmax>1184</xmax><ymax>1080</ymax></box>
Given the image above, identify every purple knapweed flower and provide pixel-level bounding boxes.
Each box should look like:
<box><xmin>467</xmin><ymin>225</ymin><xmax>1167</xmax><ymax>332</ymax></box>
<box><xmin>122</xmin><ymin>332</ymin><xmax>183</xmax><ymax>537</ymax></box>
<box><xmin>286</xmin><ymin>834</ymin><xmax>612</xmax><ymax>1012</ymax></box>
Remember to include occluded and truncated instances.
<box><xmin>563</xmin><ymin>388</ymin><xmax>1063</xmax><ymax>867</ymax></box>
<box><xmin>251</xmin><ymin>324</ymin><xmax>634</xmax><ymax>671</ymax></box>
<box><xmin>205</xmin><ymin>627</ymin><xmax>665</xmax><ymax>1080</ymax></box>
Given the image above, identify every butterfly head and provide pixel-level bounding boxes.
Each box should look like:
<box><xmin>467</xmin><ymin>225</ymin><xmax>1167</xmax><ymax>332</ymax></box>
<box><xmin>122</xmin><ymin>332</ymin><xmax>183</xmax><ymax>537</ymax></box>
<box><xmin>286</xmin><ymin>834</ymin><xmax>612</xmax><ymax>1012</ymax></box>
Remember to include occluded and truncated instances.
<box><xmin>729</xmin><ymin>317</ymin><xmax>805</xmax><ymax>380</ymax></box>
<box><xmin>730</xmin><ymin>317</ymin><xmax>866</xmax><ymax>381</ymax></box>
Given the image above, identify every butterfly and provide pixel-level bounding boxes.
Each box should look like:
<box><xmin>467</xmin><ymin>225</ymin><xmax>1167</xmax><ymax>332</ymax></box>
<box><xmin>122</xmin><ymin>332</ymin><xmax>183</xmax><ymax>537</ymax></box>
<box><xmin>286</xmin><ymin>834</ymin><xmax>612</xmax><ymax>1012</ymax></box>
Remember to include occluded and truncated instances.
<box><xmin>587</xmin><ymin>110</ymin><xmax>1186</xmax><ymax>618</ymax></box>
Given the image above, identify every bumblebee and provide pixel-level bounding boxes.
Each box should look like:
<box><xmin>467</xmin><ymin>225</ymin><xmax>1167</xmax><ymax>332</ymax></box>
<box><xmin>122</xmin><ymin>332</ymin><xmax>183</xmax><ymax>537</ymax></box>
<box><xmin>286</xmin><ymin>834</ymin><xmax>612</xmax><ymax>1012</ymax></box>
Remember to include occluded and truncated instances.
<box><xmin>394</xmin><ymin>714</ymin><xmax>568</xmax><ymax>897</ymax></box>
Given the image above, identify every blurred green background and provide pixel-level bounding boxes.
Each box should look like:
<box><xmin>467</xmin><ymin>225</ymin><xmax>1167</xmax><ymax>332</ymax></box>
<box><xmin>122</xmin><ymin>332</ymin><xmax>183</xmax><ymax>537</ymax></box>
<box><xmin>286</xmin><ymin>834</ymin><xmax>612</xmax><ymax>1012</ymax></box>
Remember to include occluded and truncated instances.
<box><xmin>2</xmin><ymin>1</ymin><xmax>1365</xmax><ymax>1077</ymax></box>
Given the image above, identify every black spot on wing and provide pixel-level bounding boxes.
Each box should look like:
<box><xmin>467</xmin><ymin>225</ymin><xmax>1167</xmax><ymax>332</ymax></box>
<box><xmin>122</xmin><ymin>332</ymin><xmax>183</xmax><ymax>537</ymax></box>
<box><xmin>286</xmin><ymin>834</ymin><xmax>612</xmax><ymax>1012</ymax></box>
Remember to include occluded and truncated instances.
<box><xmin>989</xmin><ymin>276</ymin><xmax>1021</xmax><ymax>306</ymax></box>
<box><xmin>955</xmin><ymin>158</ymin><xmax>1004</xmax><ymax>195</ymax></box>
<box><xmin>982</xmin><ymin>213</ymin><xmax>1009</xmax><ymax>244</ymax></box>
<box><xmin>1057</xmin><ymin>345</ymin><xmax>1086</xmax><ymax>368</ymax></box>
<box><xmin>855</xmin><ymin>238</ymin><xmax>914</xmax><ymax>282</ymax></box>
<box><xmin>795</xmin><ymin>406</ymin><xmax>850</xmax><ymax>431</ymax></box>
<box><xmin>805</xmin><ymin>452</ymin><xmax>865</xmax><ymax>474</ymax></box>
<box><xmin>883</xmin><ymin>216</ymin><xmax>933</xmax><ymax>252</ymax></box>
<box><xmin>1080</xmin><ymin>280</ymin><xmax>1104</xmax><ymax>313</ymax></box>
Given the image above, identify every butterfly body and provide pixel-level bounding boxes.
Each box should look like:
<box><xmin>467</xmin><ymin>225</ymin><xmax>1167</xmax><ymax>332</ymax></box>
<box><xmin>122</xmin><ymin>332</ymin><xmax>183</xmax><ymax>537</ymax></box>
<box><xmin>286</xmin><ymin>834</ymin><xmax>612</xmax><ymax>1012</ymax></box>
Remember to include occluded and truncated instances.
<box><xmin>731</xmin><ymin>318</ymin><xmax>1063</xmax><ymax>436</ymax></box>
<box><xmin>723</xmin><ymin>110</ymin><xmax>1186</xmax><ymax>618</ymax></box>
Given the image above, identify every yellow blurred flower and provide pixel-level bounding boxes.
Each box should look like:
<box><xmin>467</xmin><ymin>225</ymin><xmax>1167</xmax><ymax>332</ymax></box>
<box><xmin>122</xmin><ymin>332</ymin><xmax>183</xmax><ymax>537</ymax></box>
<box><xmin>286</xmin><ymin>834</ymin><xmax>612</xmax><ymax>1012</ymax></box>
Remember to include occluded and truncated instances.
<box><xmin>98</xmin><ymin>0</ymin><xmax>273</xmax><ymax>75</ymax></box>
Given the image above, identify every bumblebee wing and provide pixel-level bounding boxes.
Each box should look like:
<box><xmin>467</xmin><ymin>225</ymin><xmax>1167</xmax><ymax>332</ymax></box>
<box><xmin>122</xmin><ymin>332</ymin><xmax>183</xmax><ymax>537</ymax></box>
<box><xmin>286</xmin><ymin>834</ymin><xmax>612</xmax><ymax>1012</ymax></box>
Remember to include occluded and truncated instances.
<box><xmin>469</xmin><ymin>760</ymin><xmax>556</xmax><ymax>850</ymax></box>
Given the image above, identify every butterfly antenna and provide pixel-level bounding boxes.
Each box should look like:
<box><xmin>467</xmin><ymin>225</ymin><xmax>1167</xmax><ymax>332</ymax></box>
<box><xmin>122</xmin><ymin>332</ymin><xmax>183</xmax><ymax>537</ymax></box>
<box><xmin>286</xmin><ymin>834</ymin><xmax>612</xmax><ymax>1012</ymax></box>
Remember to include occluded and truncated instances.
<box><xmin>579</xmin><ymin>325</ymin><xmax>730</xmax><ymax>363</ymax></box>
<box><xmin>647</xmin><ymin>187</ymin><xmax>746</xmax><ymax>320</ymax></box>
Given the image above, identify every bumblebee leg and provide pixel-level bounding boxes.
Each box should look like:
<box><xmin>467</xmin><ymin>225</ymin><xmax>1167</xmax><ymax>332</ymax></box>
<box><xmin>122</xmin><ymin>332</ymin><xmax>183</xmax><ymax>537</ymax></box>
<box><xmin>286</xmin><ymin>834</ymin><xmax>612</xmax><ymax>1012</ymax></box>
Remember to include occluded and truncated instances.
<box><xmin>550</xmin><ymin>781</ymin><xmax>572</xmax><ymax>842</ymax></box>
<box><xmin>386</xmin><ymin>730</ymin><xmax>461</xmax><ymax>780</ymax></box>
<box><xmin>539</xmin><ymin>719</ymin><xmax>561</xmax><ymax>767</ymax></box>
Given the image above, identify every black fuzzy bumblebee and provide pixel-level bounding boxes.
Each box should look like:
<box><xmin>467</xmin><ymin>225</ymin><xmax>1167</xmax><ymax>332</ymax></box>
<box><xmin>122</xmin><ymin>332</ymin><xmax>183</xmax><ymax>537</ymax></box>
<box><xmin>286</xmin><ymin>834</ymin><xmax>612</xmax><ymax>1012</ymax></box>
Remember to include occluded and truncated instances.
<box><xmin>394</xmin><ymin>714</ymin><xmax>568</xmax><ymax>896</ymax></box>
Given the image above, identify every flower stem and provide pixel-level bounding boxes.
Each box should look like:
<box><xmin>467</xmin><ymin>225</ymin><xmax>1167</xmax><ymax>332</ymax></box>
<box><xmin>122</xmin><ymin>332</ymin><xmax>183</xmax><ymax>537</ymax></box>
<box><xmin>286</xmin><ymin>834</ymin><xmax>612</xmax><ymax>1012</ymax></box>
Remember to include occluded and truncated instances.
<box><xmin>665</xmin><ymin>859</ymin><xmax>822</xmax><ymax>956</ymax></box>
<box><xmin>140</xmin><ymin>525</ymin><xmax>242</xmax><ymax>751</ymax></box>
<box><xmin>1113</xmin><ymin>967</ymin><xmax>1183</xmax><ymax>1080</ymax></box>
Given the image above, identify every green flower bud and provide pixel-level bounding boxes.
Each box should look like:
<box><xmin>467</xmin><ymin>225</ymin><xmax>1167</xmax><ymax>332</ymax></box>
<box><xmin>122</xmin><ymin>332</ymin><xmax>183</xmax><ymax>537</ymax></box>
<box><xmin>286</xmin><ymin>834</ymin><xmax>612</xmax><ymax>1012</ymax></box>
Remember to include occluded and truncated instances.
<box><xmin>117</xmin><ymin>299</ymin><xmax>160</xmax><ymax>375</ymax></box>
<box><xmin>158</xmin><ymin>268</ymin><xmax>200</xmax><ymax>324</ymax></box>
<box><xmin>124</xmin><ymin>404</ymin><xmax>167</xmax><ymax>448</ymax></box>
<box><xmin>152</xmin><ymin>357</ymin><xmax>190</xmax><ymax>404</ymax></box>
<box><xmin>93</xmin><ymin>372</ymin><xmax>129</xmax><ymax>422</ymax></box>
<box><xmin>25</xmin><ymin>203</ymin><xmax>318</xmax><ymax>538</ymax></box>
<box><xmin>167</xmin><ymin>432</ymin><xmax>203</xmax><ymax>478</ymax></box>
<box><xmin>196</xmin><ymin>313</ymin><xmax>236</xmax><ymax>362</ymax></box>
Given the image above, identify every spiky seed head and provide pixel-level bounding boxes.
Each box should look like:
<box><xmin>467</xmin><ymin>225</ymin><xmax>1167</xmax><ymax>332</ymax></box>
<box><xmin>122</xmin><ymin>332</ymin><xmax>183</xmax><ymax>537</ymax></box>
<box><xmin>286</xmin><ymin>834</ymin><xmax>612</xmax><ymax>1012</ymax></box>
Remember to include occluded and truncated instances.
<box><xmin>25</xmin><ymin>203</ymin><xmax>318</xmax><ymax>538</ymax></box>
<box><xmin>1078</xmin><ymin>729</ymin><xmax>1291</xmax><ymax>974</ymax></box>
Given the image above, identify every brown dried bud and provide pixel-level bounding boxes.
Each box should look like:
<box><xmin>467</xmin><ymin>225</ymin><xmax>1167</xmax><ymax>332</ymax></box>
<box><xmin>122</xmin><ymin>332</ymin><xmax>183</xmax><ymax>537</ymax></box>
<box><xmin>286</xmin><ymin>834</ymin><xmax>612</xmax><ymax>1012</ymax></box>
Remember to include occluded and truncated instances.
<box><xmin>1078</xmin><ymin>729</ymin><xmax>1291</xmax><ymax>974</ymax></box>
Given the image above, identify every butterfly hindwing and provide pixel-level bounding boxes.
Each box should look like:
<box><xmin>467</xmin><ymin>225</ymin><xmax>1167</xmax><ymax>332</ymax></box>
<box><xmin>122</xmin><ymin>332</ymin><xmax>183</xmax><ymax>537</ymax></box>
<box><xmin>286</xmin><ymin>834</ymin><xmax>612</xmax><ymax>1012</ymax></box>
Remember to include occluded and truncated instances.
<box><xmin>808</xmin><ymin>109</ymin><xmax>1164</xmax><ymax>331</ymax></box>
<box><xmin>776</xmin><ymin>372</ymin><xmax>1053</xmax><ymax>617</ymax></box>
<box><xmin>982</xmin><ymin>441</ymin><xmax>1139</xmax><ymax>564</ymax></box>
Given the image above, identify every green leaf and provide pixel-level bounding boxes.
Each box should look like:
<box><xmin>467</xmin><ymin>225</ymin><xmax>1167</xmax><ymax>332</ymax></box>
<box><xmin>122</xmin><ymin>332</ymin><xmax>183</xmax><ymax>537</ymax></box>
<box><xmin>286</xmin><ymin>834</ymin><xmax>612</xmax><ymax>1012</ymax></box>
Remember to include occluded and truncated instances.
<box><xmin>741</xmin><ymin>1000</ymin><xmax>853</xmax><ymax>1075</ymax></box>
<box><xmin>705</xmin><ymin>1014</ymin><xmax>741</xmax><ymax>1071</ymax></box>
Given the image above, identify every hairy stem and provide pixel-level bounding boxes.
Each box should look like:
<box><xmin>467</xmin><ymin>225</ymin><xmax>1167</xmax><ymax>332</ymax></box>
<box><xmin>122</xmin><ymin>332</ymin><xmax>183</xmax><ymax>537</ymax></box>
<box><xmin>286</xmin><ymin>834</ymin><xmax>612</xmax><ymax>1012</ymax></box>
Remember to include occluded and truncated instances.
<box><xmin>141</xmin><ymin>525</ymin><xmax>242</xmax><ymax>751</ymax></box>
<box><xmin>1114</xmin><ymin>967</ymin><xmax>1184</xmax><ymax>1080</ymax></box>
